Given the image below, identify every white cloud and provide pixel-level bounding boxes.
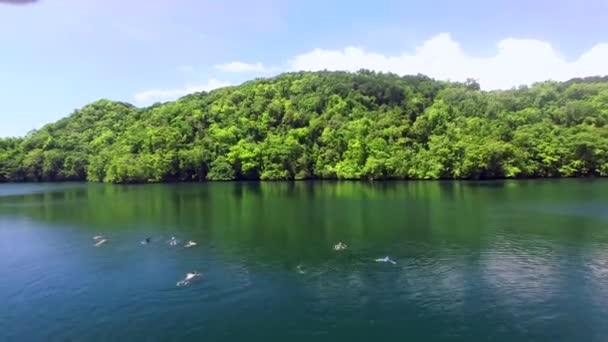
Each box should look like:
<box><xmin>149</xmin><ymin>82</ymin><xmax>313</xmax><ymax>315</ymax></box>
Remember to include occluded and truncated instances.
<box><xmin>133</xmin><ymin>33</ymin><xmax>608</xmax><ymax>106</ymax></box>
<box><xmin>288</xmin><ymin>33</ymin><xmax>608</xmax><ymax>89</ymax></box>
<box><xmin>214</xmin><ymin>61</ymin><xmax>267</xmax><ymax>72</ymax></box>
<box><xmin>133</xmin><ymin>79</ymin><xmax>231</xmax><ymax>105</ymax></box>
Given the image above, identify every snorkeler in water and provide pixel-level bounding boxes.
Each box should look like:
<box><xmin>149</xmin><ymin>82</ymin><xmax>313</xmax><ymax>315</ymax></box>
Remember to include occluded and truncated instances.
<box><xmin>176</xmin><ymin>271</ymin><xmax>201</xmax><ymax>287</ymax></box>
<box><xmin>184</xmin><ymin>240</ymin><xmax>197</xmax><ymax>248</ymax></box>
<box><xmin>375</xmin><ymin>256</ymin><xmax>397</xmax><ymax>265</ymax></box>
<box><xmin>296</xmin><ymin>264</ymin><xmax>306</xmax><ymax>274</ymax></box>
<box><xmin>333</xmin><ymin>241</ymin><xmax>348</xmax><ymax>251</ymax></box>
<box><xmin>94</xmin><ymin>238</ymin><xmax>108</xmax><ymax>247</ymax></box>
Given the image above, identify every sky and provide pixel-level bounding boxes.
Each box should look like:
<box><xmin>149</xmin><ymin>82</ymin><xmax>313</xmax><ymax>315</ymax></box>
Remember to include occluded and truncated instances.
<box><xmin>1</xmin><ymin>0</ymin><xmax>608</xmax><ymax>137</ymax></box>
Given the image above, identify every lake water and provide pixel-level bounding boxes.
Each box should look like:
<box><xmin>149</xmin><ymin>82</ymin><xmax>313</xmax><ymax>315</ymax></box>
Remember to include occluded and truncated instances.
<box><xmin>0</xmin><ymin>180</ymin><xmax>607</xmax><ymax>341</ymax></box>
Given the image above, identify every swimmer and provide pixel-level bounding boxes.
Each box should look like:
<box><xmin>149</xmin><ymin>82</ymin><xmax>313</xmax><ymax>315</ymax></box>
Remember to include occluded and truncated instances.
<box><xmin>167</xmin><ymin>237</ymin><xmax>179</xmax><ymax>246</ymax></box>
<box><xmin>176</xmin><ymin>271</ymin><xmax>201</xmax><ymax>287</ymax></box>
<box><xmin>333</xmin><ymin>241</ymin><xmax>348</xmax><ymax>251</ymax></box>
<box><xmin>375</xmin><ymin>256</ymin><xmax>397</xmax><ymax>265</ymax></box>
<box><xmin>296</xmin><ymin>264</ymin><xmax>306</xmax><ymax>274</ymax></box>
<box><xmin>94</xmin><ymin>239</ymin><xmax>108</xmax><ymax>247</ymax></box>
<box><xmin>141</xmin><ymin>237</ymin><xmax>151</xmax><ymax>245</ymax></box>
<box><xmin>184</xmin><ymin>240</ymin><xmax>197</xmax><ymax>248</ymax></box>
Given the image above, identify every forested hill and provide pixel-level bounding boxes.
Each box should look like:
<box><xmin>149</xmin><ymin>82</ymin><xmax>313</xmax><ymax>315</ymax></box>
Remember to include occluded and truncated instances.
<box><xmin>1</xmin><ymin>71</ymin><xmax>607</xmax><ymax>183</ymax></box>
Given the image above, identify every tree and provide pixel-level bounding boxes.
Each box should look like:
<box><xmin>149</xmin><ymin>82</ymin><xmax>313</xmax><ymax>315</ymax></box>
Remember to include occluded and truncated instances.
<box><xmin>0</xmin><ymin>70</ymin><xmax>607</xmax><ymax>183</ymax></box>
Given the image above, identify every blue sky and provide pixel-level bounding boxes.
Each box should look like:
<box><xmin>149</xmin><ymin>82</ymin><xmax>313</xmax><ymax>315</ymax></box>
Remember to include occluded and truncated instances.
<box><xmin>1</xmin><ymin>0</ymin><xmax>608</xmax><ymax>137</ymax></box>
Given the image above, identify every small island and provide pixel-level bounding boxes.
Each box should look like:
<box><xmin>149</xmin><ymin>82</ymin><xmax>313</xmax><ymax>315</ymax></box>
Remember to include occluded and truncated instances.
<box><xmin>0</xmin><ymin>71</ymin><xmax>606</xmax><ymax>183</ymax></box>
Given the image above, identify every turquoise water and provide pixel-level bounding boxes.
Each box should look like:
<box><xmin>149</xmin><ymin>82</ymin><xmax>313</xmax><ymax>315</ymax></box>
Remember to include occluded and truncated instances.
<box><xmin>0</xmin><ymin>180</ymin><xmax>607</xmax><ymax>341</ymax></box>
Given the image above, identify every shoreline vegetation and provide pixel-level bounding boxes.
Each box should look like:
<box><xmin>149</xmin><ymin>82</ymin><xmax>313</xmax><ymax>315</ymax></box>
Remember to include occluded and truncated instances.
<box><xmin>1</xmin><ymin>70</ymin><xmax>607</xmax><ymax>184</ymax></box>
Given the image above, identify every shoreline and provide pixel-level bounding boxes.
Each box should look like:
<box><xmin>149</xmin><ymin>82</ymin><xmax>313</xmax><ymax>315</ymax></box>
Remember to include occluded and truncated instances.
<box><xmin>0</xmin><ymin>176</ymin><xmax>606</xmax><ymax>186</ymax></box>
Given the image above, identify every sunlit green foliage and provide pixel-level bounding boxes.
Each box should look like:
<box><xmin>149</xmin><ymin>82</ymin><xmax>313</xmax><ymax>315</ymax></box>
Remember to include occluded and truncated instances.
<box><xmin>1</xmin><ymin>71</ymin><xmax>607</xmax><ymax>183</ymax></box>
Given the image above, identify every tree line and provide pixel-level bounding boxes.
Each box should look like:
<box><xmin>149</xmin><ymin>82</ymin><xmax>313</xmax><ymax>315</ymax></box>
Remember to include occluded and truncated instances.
<box><xmin>1</xmin><ymin>71</ymin><xmax>607</xmax><ymax>183</ymax></box>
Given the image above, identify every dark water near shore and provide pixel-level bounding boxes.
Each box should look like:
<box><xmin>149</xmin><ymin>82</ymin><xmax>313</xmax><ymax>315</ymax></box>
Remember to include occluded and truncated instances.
<box><xmin>1</xmin><ymin>180</ymin><xmax>607</xmax><ymax>341</ymax></box>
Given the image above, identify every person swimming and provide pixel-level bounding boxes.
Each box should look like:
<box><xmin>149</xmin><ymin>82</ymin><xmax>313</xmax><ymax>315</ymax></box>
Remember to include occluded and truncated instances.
<box><xmin>296</xmin><ymin>264</ymin><xmax>306</xmax><ymax>274</ymax></box>
<box><xmin>375</xmin><ymin>256</ymin><xmax>397</xmax><ymax>265</ymax></box>
<box><xmin>141</xmin><ymin>237</ymin><xmax>151</xmax><ymax>245</ymax></box>
<box><xmin>168</xmin><ymin>237</ymin><xmax>178</xmax><ymax>246</ymax></box>
<box><xmin>94</xmin><ymin>238</ymin><xmax>108</xmax><ymax>247</ymax></box>
<box><xmin>184</xmin><ymin>240</ymin><xmax>197</xmax><ymax>248</ymax></box>
<box><xmin>333</xmin><ymin>241</ymin><xmax>348</xmax><ymax>251</ymax></box>
<box><xmin>176</xmin><ymin>271</ymin><xmax>201</xmax><ymax>287</ymax></box>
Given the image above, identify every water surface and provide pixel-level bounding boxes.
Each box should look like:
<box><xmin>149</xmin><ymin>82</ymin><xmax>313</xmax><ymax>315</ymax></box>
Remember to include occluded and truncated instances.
<box><xmin>1</xmin><ymin>180</ymin><xmax>607</xmax><ymax>341</ymax></box>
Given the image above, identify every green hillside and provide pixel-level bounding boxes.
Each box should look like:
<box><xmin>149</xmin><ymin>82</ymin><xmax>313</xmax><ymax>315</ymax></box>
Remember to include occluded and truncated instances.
<box><xmin>1</xmin><ymin>71</ymin><xmax>607</xmax><ymax>183</ymax></box>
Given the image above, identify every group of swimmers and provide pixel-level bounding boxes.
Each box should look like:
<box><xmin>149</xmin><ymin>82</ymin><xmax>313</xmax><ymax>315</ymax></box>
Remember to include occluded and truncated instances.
<box><xmin>94</xmin><ymin>235</ymin><xmax>198</xmax><ymax>248</ymax></box>
<box><xmin>93</xmin><ymin>236</ymin><xmax>395</xmax><ymax>287</ymax></box>
<box><xmin>93</xmin><ymin>234</ymin><xmax>202</xmax><ymax>286</ymax></box>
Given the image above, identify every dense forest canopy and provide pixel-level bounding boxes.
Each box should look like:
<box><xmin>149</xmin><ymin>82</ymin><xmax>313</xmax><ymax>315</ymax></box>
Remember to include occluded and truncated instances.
<box><xmin>1</xmin><ymin>70</ymin><xmax>607</xmax><ymax>183</ymax></box>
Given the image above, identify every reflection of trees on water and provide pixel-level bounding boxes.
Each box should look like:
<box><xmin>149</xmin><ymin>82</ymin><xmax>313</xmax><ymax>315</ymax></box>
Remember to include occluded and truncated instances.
<box><xmin>1</xmin><ymin>181</ymin><xmax>607</xmax><ymax>262</ymax></box>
